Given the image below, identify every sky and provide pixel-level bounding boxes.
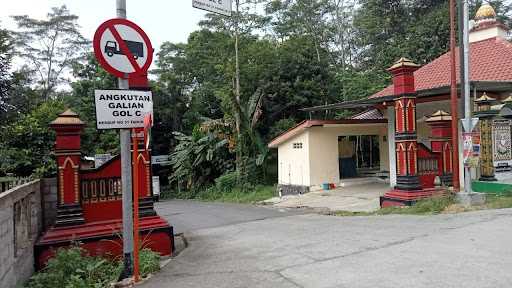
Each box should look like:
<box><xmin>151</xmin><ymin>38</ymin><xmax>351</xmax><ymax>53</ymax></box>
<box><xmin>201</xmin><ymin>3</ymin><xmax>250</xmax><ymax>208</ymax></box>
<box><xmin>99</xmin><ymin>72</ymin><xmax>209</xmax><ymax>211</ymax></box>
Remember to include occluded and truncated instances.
<box><xmin>0</xmin><ymin>0</ymin><xmax>210</xmax><ymax>54</ymax></box>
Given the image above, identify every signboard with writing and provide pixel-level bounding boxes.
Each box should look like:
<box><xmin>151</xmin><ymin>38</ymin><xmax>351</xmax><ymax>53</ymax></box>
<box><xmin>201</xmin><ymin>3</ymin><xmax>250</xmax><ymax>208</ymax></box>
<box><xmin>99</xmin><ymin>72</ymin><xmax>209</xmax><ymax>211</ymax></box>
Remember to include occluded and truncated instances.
<box><xmin>95</xmin><ymin>89</ymin><xmax>153</xmax><ymax>129</ymax></box>
<box><xmin>193</xmin><ymin>0</ymin><xmax>232</xmax><ymax>16</ymax></box>
<box><xmin>151</xmin><ymin>155</ymin><xmax>171</xmax><ymax>165</ymax></box>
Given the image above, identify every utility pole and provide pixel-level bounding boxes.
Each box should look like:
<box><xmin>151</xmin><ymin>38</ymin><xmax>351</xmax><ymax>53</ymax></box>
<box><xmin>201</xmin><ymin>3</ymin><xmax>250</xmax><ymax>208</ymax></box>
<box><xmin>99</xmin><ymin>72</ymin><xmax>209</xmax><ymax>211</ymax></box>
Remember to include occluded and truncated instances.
<box><xmin>234</xmin><ymin>0</ymin><xmax>242</xmax><ymax>179</ymax></box>
<box><xmin>458</xmin><ymin>0</ymin><xmax>486</xmax><ymax>205</ymax></box>
<box><xmin>449</xmin><ymin>0</ymin><xmax>460</xmax><ymax>192</ymax></box>
<box><xmin>116</xmin><ymin>0</ymin><xmax>134</xmax><ymax>280</ymax></box>
<box><xmin>462</xmin><ymin>0</ymin><xmax>472</xmax><ymax>194</ymax></box>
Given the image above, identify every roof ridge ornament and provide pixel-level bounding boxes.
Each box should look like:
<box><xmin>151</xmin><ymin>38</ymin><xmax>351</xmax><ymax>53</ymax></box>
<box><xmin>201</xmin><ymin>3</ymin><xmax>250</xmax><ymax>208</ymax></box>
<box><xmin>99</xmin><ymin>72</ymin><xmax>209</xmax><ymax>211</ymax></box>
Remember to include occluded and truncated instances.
<box><xmin>502</xmin><ymin>94</ymin><xmax>512</xmax><ymax>103</ymax></box>
<box><xmin>475</xmin><ymin>3</ymin><xmax>497</xmax><ymax>22</ymax></box>
<box><xmin>387</xmin><ymin>57</ymin><xmax>420</xmax><ymax>71</ymax></box>
<box><xmin>426</xmin><ymin>110</ymin><xmax>452</xmax><ymax>122</ymax></box>
<box><xmin>50</xmin><ymin>109</ymin><xmax>85</xmax><ymax>126</ymax></box>
<box><xmin>475</xmin><ymin>92</ymin><xmax>496</xmax><ymax>103</ymax></box>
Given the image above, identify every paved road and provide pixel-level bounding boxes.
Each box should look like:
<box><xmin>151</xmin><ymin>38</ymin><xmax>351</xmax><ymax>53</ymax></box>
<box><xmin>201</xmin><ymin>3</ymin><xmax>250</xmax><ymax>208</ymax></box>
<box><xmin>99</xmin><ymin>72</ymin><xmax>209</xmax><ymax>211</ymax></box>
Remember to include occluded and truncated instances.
<box><xmin>144</xmin><ymin>202</ymin><xmax>512</xmax><ymax>288</ymax></box>
<box><xmin>155</xmin><ymin>200</ymin><xmax>301</xmax><ymax>234</ymax></box>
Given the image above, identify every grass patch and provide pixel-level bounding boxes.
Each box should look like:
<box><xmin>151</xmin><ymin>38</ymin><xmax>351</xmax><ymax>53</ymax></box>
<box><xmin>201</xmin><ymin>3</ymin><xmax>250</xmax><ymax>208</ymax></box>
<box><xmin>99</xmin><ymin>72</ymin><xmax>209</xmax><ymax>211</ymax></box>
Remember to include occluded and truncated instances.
<box><xmin>481</xmin><ymin>193</ymin><xmax>512</xmax><ymax>209</ymax></box>
<box><xmin>334</xmin><ymin>196</ymin><xmax>455</xmax><ymax>217</ymax></box>
<box><xmin>335</xmin><ymin>193</ymin><xmax>512</xmax><ymax>217</ymax></box>
<box><xmin>160</xmin><ymin>185</ymin><xmax>276</xmax><ymax>204</ymax></box>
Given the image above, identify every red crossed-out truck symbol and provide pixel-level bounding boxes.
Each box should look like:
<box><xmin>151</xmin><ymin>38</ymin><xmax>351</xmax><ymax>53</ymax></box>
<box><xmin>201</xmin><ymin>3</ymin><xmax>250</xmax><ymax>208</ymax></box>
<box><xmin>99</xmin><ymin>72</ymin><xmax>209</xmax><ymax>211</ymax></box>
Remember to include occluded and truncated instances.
<box><xmin>104</xmin><ymin>40</ymin><xmax>144</xmax><ymax>59</ymax></box>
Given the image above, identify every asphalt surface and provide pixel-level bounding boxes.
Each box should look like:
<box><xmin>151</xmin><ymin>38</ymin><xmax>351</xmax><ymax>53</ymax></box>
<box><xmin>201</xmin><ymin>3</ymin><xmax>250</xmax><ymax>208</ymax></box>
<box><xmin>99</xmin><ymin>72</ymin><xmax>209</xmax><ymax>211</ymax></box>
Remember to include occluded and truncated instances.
<box><xmin>155</xmin><ymin>199</ymin><xmax>301</xmax><ymax>234</ymax></box>
<box><xmin>144</xmin><ymin>201</ymin><xmax>512</xmax><ymax>288</ymax></box>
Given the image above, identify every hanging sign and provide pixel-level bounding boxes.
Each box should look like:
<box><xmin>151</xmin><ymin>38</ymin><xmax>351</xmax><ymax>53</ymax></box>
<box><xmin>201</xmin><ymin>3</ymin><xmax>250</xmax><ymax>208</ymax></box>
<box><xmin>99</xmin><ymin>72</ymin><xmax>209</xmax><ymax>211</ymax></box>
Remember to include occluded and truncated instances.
<box><xmin>463</xmin><ymin>132</ymin><xmax>473</xmax><ymax>164</ymax></box>
<box><xmin>93</xmin><ymin>18</ymin><xmax>153</xmax><ymax>78</ymax></box>
<box><xmin>94</xmin><ymin>89</ymin><xmax>153</xmax><ymax>129</ymax></box>
<box><xmin>193</xmin><ymin>0</ymin><xmax>232</xmax><ymax>16</ymax></box>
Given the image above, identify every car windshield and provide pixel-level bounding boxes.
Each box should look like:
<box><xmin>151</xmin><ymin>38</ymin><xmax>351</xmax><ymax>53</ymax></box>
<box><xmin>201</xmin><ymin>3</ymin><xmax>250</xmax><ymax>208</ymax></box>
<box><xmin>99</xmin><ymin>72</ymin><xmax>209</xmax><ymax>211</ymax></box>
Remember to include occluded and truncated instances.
<box><xmin>106</xmin><ymin>41</ymin><xmax>116</xmax><ymax>47</ymax></box>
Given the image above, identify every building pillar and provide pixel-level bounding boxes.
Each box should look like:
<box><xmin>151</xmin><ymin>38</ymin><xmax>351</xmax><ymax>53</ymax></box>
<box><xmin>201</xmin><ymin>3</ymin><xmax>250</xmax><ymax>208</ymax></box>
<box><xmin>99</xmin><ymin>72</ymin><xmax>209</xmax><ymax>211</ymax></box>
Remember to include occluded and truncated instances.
<box><xmin>387</xmin><ymin>106</ymin><xmax>397</xmax><ymax>187</ymax></box>
<box><xmin>380</xmin><ymin>58</ymin><xmax>448</xmax><ymax>207</ymax></box>
<box><xmin>389</xmin><ymin>58</ymin><xmax>421</xmax><ymax>191</ymax></box>
<box><xmin>426</xmin><ymin>110</ymin><xmax>453</xmax><ymax>185</ymax></box>
<box><xmin>50</xmin><ymin>110</ymin><xmax>86</xmax><ymax>226</ymax></box>
<box><xmin>475</xmin><ymin>93</ymin><xmax>498</xmax><ymax>181</ymax></box>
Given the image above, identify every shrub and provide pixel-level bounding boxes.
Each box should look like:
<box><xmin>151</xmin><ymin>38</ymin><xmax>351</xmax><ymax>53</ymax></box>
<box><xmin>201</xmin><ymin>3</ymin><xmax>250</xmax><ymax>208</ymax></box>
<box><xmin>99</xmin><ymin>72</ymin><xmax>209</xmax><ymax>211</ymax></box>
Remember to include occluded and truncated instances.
<box><xmin>139</xmin><ymin>248</ymin><xmax>160</xmax><ymax>277</ymax></box>
<box><xmin>215</xmin><ymin>171</ymin><xmax>238</xmax><ymax>192</ymax></box>
<box><xmin>25</xmin><ymin>247</ymin><xmax>122</xmax><ymax>288</ymax></box>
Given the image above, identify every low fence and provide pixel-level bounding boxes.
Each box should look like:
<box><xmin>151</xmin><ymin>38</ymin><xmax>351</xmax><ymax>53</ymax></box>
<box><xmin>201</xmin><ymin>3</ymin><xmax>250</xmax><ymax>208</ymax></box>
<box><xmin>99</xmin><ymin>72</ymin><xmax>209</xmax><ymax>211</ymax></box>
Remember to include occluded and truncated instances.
<box><xmin>0</xmin><ymin>176</ymin><xmax>33</xmax><ymax>193</ymax></box>
<box><xmin>0</xmin><ymin>178</ymin><xmax>57</xmax><ymax>288</ymax></box>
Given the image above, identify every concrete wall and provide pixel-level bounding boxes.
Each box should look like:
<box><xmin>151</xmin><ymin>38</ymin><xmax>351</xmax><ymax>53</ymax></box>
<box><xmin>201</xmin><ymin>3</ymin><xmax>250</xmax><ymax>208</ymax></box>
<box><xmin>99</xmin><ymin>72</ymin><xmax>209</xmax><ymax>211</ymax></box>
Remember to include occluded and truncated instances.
<box><xmin>0</xmin><ymin>180</ymin><xmax>43</xmax><ymax>288</ymax></box>
<box><xmin>278</xmin><ymin>131</ymin><xmax>310</xmax><ymax>186</ymax></box>
<box><xmin>41</xmin><ymin>178</ymin><xmax>57</xmax><ymax>230</ymax></box>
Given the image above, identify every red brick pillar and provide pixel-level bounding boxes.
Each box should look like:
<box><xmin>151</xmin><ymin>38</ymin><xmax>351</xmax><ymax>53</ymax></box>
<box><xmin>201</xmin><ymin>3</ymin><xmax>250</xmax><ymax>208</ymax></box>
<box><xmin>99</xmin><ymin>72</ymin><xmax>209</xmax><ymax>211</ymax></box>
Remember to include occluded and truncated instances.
<box><xmin>50</xmin><ymin>110</ymin><xmax>85</xmax><ymax>226</ymax></box>
<box><xmin>133</xmin><ymin>128</ymin><xmax>156</xmax><ymax>217</ymax></box>
<box><xmin>426</xmin><ymin>110</ymin><xmax>453</xmax><ymax>186</ymax></box>
<box><xmin>389</xmin><ymin>58</ymin><xmax>421</xmax><ymax>191</ymax></box>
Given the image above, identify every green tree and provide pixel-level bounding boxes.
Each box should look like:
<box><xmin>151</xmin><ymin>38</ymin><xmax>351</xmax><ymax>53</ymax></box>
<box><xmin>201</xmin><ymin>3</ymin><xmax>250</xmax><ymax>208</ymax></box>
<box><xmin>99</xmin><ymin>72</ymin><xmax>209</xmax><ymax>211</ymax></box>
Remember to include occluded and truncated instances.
<box><xmin>0</xmin><ymin>100</ymin><xmax>65</xmax><ymax>176</ymax></box>
<box><xmin>0</xmin><ymin>26</ymin><xmax>12</xmax><ymax>115</ymax></box>
<box><xmin>11</xmin><ymin>5</ymin><xmax>88</xmax><ymax>100</ymax></box>
<box><xmin>65</xmin><ymin>53</ymin><xmax>118</xmax><ymax>157</ymax></box>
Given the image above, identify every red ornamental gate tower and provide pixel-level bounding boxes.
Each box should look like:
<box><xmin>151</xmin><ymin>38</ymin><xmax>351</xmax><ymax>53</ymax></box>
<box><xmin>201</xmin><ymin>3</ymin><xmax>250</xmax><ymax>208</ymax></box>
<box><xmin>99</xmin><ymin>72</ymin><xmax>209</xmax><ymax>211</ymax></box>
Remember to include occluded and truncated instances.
<box><xmin>380</xmin><ymin>58</ymin><xmax>446</xmax><ymax>207</ymax></box>
<box><xmin>426</xmin><ymin>110</ymin><xmax>454</xmax><ymax>186</ymax></box>
<box><xmin>35</xmin><ymin>110</ymin><xmax>174</xmax><ymax>269</ymax></box>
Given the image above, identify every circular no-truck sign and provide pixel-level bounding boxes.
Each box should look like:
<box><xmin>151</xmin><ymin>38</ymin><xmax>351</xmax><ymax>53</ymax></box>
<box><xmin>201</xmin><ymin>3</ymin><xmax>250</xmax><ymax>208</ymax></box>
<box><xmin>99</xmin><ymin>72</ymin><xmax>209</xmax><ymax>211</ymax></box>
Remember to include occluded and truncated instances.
<box><xmin>93</xmin><ymin>18</ymin><xmax>153</xmax><ymax>78</ymax></box>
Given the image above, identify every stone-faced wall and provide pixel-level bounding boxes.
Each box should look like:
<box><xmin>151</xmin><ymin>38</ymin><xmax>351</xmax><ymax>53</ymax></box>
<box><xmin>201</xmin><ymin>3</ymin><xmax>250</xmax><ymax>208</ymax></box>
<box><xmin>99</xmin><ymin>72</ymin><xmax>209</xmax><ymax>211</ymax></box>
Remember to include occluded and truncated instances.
<box><xmin>0</xmin><ymin>180</ymin><xmax>44</xmax><ymax>288</ymax></box>
<box><xmin>41</xmin><ymin>178</ymin><xmax>58</xmax><ymax>230</ymax></box>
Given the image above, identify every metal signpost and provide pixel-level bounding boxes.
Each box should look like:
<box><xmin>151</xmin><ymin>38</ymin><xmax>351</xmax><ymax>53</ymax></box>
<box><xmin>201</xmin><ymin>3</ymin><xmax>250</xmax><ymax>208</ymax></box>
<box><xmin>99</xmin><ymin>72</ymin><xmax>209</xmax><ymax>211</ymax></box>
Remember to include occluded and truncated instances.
<box><xmin>459</xmin><ymin>0</ymin><xmax>484</xmax><ymax>205</ymax></box>
<box><xmin>93</xmin><ymin>0</ymin><xmax>153</xmax><ymax>281</ymax></box>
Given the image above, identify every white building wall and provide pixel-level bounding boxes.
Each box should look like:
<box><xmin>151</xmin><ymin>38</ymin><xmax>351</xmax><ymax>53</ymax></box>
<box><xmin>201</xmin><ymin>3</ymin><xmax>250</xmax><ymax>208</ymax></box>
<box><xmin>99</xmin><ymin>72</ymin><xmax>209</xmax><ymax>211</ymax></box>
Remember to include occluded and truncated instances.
<box><xmin>277</xmin><ymin>131</ymin><xmax>310</xmax><ymax>186</ymax></box>
<box><xmin>307</xmin><ymin>124</ymin><xmax>388</xmax><ymax>187</ymax></box>
<box><xmin>386</xmin><ymin>107</ymin><xmax>397</xmax><ymax>187</ymax></box>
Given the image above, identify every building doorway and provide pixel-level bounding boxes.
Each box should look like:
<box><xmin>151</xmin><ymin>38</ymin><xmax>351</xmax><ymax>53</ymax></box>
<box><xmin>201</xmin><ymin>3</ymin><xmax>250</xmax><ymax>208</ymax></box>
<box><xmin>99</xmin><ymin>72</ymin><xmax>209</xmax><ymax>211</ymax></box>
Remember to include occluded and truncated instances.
<box><xmin>338</xmin><ymin>135</ymin><xmax>380</xmax><ymax>179</ymax></box>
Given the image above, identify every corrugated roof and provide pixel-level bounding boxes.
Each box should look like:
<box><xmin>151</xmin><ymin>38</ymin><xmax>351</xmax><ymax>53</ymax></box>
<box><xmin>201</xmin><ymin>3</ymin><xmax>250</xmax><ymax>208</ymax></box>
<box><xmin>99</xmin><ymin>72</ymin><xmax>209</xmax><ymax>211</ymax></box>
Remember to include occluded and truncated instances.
<box><xmin>370</xmin><ymin>37</ymin><xmax>512</xmax><ymax>98</ymax></box>
<box><xmin>351</xmin><ymin>108</ymin><xmax>384</xmax><ymax>120</ymax></box>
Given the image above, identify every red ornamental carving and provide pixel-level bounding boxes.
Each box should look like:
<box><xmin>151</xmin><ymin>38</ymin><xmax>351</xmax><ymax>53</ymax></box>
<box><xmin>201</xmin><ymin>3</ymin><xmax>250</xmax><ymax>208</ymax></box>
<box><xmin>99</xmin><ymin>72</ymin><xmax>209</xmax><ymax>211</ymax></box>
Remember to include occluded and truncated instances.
<box><xmin>396</xmin><ymin>143</ymin><xmax>407</xmax><ymax>176</ymax></box>
<box><xmin>395</xmin><ymin>100</ymin><xmax>405</xmax><ymax>133</ymax></box>
<box><xmin>407</xmin><ymin>142</ymin><xmax>417</xmax><ymax>175</ymax></box>
<box><xmin>406</xmin><ymin>99</ymin><xmax>416</xmax><ymax>132</ymax></box>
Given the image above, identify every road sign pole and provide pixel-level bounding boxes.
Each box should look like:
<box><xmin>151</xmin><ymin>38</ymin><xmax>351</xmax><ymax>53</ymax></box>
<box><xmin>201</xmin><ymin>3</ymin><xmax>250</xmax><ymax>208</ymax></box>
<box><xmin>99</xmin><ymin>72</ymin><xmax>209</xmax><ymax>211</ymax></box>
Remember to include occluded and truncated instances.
<box><xmin>457</xmin><ymin>0</ymin><xmax>485</xmax><ymax>206</ymax></box>
<box><xmin>132</xmin><ymin>129</ymin><xmax>140</xmax><ymax>282</ymax></box>
<box><xmin>462</xmin><ymin>0</ymin><xmax>471</xmax><ymax>195</ymax></box>
<box><xmin>116</xmin><ymin>0</ymin><xmax>134</xmax><ymax>280</ymax></box>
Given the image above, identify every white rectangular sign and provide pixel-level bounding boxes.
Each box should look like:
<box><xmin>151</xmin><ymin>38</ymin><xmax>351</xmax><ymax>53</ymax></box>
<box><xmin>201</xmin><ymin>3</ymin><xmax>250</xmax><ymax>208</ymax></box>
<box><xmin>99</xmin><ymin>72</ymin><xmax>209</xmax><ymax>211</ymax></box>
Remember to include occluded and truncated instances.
<box><xmin>193</xmin><ymin>0</ymin><xmax>232</xmax><ymax>16</ymax></box>
<box><xmin>151</xmin><ymin>155</ymin><xmax>171</xmax><ymax>165</ymax></box>
<box><xmin>94</xmin><ymin>89</ymin><xmax>153</xmax><ymax>129</ymax></box>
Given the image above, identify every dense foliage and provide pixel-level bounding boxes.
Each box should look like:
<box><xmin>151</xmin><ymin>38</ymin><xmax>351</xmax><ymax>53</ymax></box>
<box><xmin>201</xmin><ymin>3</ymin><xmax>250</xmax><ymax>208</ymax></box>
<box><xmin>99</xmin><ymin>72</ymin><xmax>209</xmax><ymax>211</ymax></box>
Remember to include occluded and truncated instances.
<box><xmin>1</xmin><ymin>2</ymin><xmax>511</xmax><ymax>191</ymax></box>
<box><xmin>25</xmin><ymin>247</ymin><xmax>122</xmax><ymax>288</ymax></box>
<box><xmin>25</xmin><ymin>247</ymin><xmax>160</xmax><ymax>288</ymax></box>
